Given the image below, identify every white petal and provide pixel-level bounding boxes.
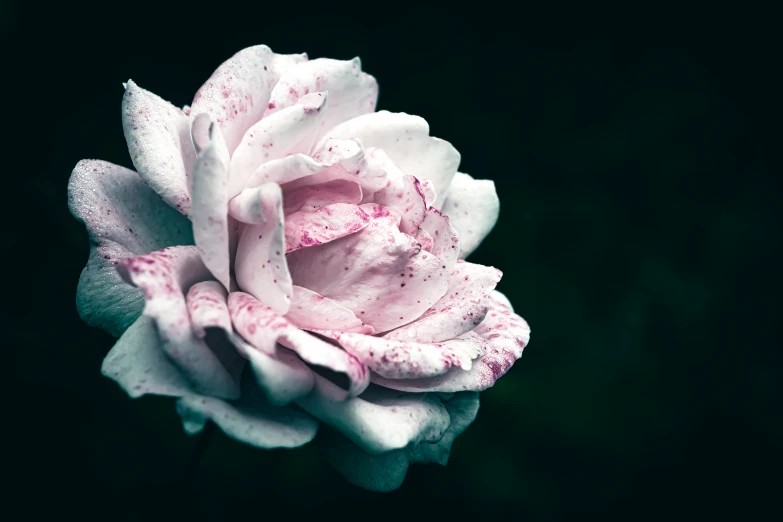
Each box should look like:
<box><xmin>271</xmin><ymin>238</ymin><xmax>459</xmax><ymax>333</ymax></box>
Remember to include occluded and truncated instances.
<box><xmin>190</xmin><ymin>45</ymin><xmax>308</xmax><ymax>154</ymax></box>
<box><xmin>228</xmin><ymin>93</ymin><xmax>327</xmax><ymax>197</ymax></box>
<box><xmin>122</xmin><ymin>81</ymin><xmax>195</xmax><ymax>214</ymax></box>
<box><xmin>316</xmin><ymin>111</ymin><xmax>460</xmax><ymax>207</ymax></box>
<box><xmin>265</xmin><ymin>58</ymin><xmax>378</xmax><ymax>143</ymax></box>
<box><xmin>190</xmin><ymin>114</ymin><xmax>231</xmax><ymax>288</ymax></box>
<box><xmin>233</xmin><ymin>183</ymin><xmax>293</xmax><ymax>315</ymax></box>
<box><xmin>441</xmin><ymin>172</ymin><xmax>500</xmax><ymax>259</ymax></box>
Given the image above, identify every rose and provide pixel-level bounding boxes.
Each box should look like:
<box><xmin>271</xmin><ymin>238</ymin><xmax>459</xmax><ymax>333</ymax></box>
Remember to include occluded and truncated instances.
<box><xmin>68</xmin><ymin>45</ymin><xmax>530</xmax><ymax>491</ymax></box>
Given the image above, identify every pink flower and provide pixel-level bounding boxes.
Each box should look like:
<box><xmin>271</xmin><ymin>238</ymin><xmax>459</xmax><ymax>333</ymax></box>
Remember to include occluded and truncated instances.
<box><xmin>68</xmin><ymin>45</ymin><xmax>530</xmax><ymax>491</ymax></box>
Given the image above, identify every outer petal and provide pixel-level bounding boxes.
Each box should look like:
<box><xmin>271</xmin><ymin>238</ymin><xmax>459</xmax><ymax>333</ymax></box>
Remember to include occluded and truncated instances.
<box><xmin>122</xmin><ymin>81</ymin><xmax>195</xmax><ymax>214</ymax></box>
<box><xmin>384</xmin><ymin>261</ymin><xmax>501</xmax><ymax>343</ymax></box>
<box><xmin>68</xmin><ymin>160</ymin><xmax>193</xmax><ymax>337</ymax></box>
<box><xmin>233</xmin><ymin>183</ymin><xmax>293</xmax><ymax>314</ymax></box>
<box><xmin>407</xmin><ymin>392</ymin><xmax>479</xmax><ymax>465</ymax></box>
<box><xmin>117</xmin><ymin>246</ymin><xmax>239</xmax><ymax>399</ymax></box>
<box><xmin>317</xmin><ymin>111</ymin><xmax>460</xmax><ymax>207</ymax></box>
<box><xmin>319</xmin><ymin>330</ymin><xmax>485</xmax><ymax>379</ymax></box>
<box><xmin>322</xmin><ymin>434</ymin><xmax>409</xmax><ymax>492</ymax></box>
<box><xmin>190</xmin><ymin>45</ymin><xmax>308</xmax><ymax>154</ymax></box>
<box><xmin>371</xmin><ymin>293</ymin><xmax>530</xmax><ymax>393</ymax></box>
<box><xmin>228</xmin><ymin>93</ymin><xmax>327</xmax><ymax>196</ymax></box>
<box><xmin>177</xmin><ymin>374</ymin><xmax>317</xmax><ymax>449</ymax></box>
<box><xmin>265</xmin><ymin>58</ymin><xmax>378</xmax><ymax>143</ymax></box>
<box><xmin>418</xmin><ymin>207</ymin><xmax>460</xmax><ymax>272</ymax></box>
<box><xmin>282</xmin><ymin>179</ymin><xmax>362</xmax><ymax>214</ymax></box>
<box><xmin>297</xmin><ymin>377</ymin><xmax>450</xmax><ymax>455</ymax></box>
<box><xmin>101</xmin><ymin>315</ymin><xmax>193</xmax><ymax>397</ymax></box>
<box><xmin>285</xmin><ymin>286</ymin><xmax>368</xmax><ymax>332</ymax></box>
<box><xmin>284</xmin><ymin>203</ymin><xmax>371</xmax><ymax>253</ymax></box>
<box><xmin>287</xmin><ymin>206</ymin><xmax>449</xmax><ymax>332</ymax></box>
<box><xmin>228</xmin><ymin>292</ymin><xmax>369</xmax><ymax>398</ymax></box>
<box><xmin>440</xmin><ymin>172</ymin><xmax>500</xmax><ymax>259</ymax></box>
<box><xmin>190</xmin><ymin>114</ymin><xmax>231</xmax><ymax>289</ymax></box>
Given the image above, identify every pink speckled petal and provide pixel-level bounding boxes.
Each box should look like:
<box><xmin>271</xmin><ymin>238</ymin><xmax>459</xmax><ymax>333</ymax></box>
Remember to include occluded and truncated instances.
<box><xmin>190</xmin><ymin>45</ymin><xmax>308</xmax><ymax>154</ymax></box>
<box><xmin>420</xmin><ymin>179</ymin><xmax>437</xmax><ymax>207</ymax></box>
<box><xmin>317</xmin><ymin>111</ymin><xmax>460</xmax><ymax>208</ymax></box>
<box><xmin>190</xmin><ymin>114</ymin><xmax>231</xmax><ymax>289</ymax></box>
<box><xmin>265</xmin><ymin>58</ymin><xmax>378</xmax><ymax>143</ymax></box>
<box><xmin>122</xmin><ymin>81</ymin><xmax>195</xmax><ymax>215</ymax></box>
<box><xmin>228</xmin><ymin>292</ymin><xmax>369</xmax><ymax>398</ymax></box>
<box><xmin>287</xmin><ymin>207</ymin><xmax>449</xmax><ymax>332</ymax></box>
<box><xmin>284</xmin><ymin>203</ymin><xmax>371</xmax><ymax>253</ymax></box>
<box><xmin>68</xmin><ymin>160</ymin><xmax>193</xmax><ymax>337</ymax></box>
<box><xmin>117</xmin><ymin>246</ymin><xmax>239</xmax><ymax>399</ymax></box>
<box><xmin>372</xmin><ymin>293</ymin><xmax>530</xmax><ymax>393</ymax></box>
<box><xmin>365</xmin><ymin>148</ymin><xmax>427</xmax><ymax>234</ymax></box>
<box><xmin>408</xmin><ymin>392</ymin><xmax>480</xmax><ymax>465</ymax></box>
<box><xmin>418</xmin><ymin>207</ymin><xmax>460</xmax><ymax>272</ymax></box>
<box><xmin>441</xmin><ymin>172</ymin><xmax>500</xmax><ymax>259</ymax></box>
<box><xmin>298</xmin><ymin>377</ymin><xmax>449</xmax><ymax>455</ymax></box>
<box><xmin>101</xmin><ymin>316</ymin><xmax>194</xmax><ymax>397</ymax></box>
<box><xmin>233</xmin><ymin>183</ymin><xmax>292</xmax><ymax>314</ymax></box>
<box><xmin>384</xmin><ymin>261</ymin><xmax>501</xmax><ymax>343</ymax></box>
<box><xmin>319</xmin><ymin>330</ymin><xmax>485</xmax><ymax>379</ymax></box>
<box><xmin>177</xmin><ymin>391</ymin><xmax>317</xmax><ymax>449</ymax></box>
<box><xmin>282</xmin><ymin>179</ymin><xmax>362</xmax><ymax>214</ymax></box>
<box><xmin>228</xmin><ymin>93</ymin><xmax>327</xmax><ymax>195</ymax></box>
<box><xmin>185</xmin><ymin>281</ymin><xmax>232</xmax><ymax>334</ymax></box>
<box><xmin>323</xmin><ymin>437</ymin><xmax>409</xmax><ymax>492</ymax></box>
<box><xmin>285</xmin><ymin>286</ymin><xmax>368</xmax><ymax>332</ymax></box>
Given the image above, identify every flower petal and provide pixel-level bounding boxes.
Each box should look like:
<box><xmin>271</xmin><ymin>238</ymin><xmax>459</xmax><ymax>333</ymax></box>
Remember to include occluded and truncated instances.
<box><xmin>241</xmin><ymin>139</ymin><xmax>364</xmax><ymax>192</ymax></box>
<box><xmin>323</xmin><ymin>434</ymin><xmax>409</xmax><ymax>492</ymax></box>
<box><xmin>317</xmin><ymin>111</ymin><xmax>460</xmax><ymax>207</ymax></box>
<box><xmin>371</xmin><ymin>293</ymin><xmax>530</xmax><ymax>393</ymax></box>
<box><xmin>190</xmin><ymin>114</ymin><xmax>231</xmax><ymax>289</ymax></box>
<box><xmin>297</xmin><ymin>377</ymin><xmax>449</xmax><ymax>454</ymax></box>
<box><xmin>101</xmin><ymin>315</ymin><xmax>193</xmax><ymax>397</ymax></box>
<box><xmin>177</xmin><ymin>379</ymin><xmax>317</xmax><ymax>449</ymax></box>
<box><xmin>384</xmin><ymin>261</ymin><xmax>501</xmax><ymax>343</ymax></box>
<box><xmin>231</xmin><ymin>336</ymin><xmax>315</xmax><ymax>406</ymax></box>
<box><xmin>287</xmin><ymin>206</ymin><xmax>449</xmax><ymax>332</ymax></box>
<box><xmin>233</xmin><ymin>183</ymin><xmax>293</xmax><ymax>314</ymax></box>
<box><xmin>319</xmin><ymin>330</ymin><xmax>485</xmax><ymax>379</ymax></box>
<box><xmin>285</xmin><ymin>286</ymin><xmax>368</xmax><ymax>332</ymax></box>
<box><xmin>122</xmin><ymin>81</ymin><xmax>195</xmax><ymax>214</ymax></box>
<box><xmin>441</xmin><ymin>172</ymin><xmax>500</xmax><ymax>259</ymax></box>
<box><xmin>265</xmin><ymin>58</ymin><xmax>378</xmax><ymax>143</ymax></box>
<box><xmin>190</xmin><ymin>45</ymin><xmax>308</xmax><ymax>154</ymax></box>
<box><xmin>228</xmin><ymin>93</ymin><xmax>327</xmax><ymax>196</ymax></box>
<box><xmin>68</xmin><ymin>159</ymin><xmax>193</xmax><ymax>337</ymax></box>
<box><xmin>366</xmin><ymin>148</ymin><xmax>427</xmax><ymax>234</ymax></box>
<box><xmin>418</xmin><ymin>207</ymin><xmax>460</xmax><ymax>272</ymax></box>
<box><xmin>117</xmin><ymin>246</ymin><xmax>239</xmax><ymax>399</ymax></box>
<box><xmin>408</xmin><ymin>392</ymin><xmax>479</xmax><ymax>465</ymax></box>
<box><xmin>282</xmin><ymin>179</ymin><xmax>363</xmax><ymax>214</ymax></box>
<box><xmin>285</xmin><ymin>203</ymin><xmax>371</xmax><ymax>253</ymax></box>
<box><xmin>228</xmin><ymin>292</ymin><xmax>369</xmax><ymax>398</ymax></box>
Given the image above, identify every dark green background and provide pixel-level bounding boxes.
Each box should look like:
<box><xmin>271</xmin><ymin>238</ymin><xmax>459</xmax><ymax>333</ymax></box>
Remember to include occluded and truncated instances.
<box><xmin>7</xmin><ymin>2</ymin><xmax>780</xmax><ymax>520</ymax></box>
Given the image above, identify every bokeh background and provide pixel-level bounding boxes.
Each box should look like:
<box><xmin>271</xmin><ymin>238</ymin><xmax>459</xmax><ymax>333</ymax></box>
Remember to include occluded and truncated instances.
<box><xmin>6</xmin><ymin>2</ymin><xmax>780</xmax><ymax>520</ymax></box>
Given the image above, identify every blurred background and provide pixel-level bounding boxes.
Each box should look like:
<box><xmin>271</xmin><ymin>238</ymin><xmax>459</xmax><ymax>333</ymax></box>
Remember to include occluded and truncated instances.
<box><xmin>6</xmin><ymin>2</ymin><xmax>780</xmax><ymax>520</ymax></box>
